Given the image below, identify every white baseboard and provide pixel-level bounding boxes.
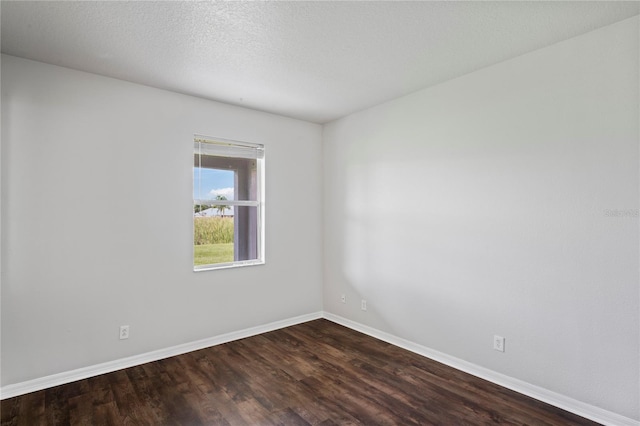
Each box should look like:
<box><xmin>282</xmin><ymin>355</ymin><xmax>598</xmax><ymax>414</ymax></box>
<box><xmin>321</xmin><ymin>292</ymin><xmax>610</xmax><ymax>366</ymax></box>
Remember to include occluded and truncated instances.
<box><xmin>322</xmin><ymin>312</ymin><xmax>639</xmax><ymax>426</ymax></box>
<box><xmin>2</xmin><ymin>310</ymin><xmax>637</xmax><ymax>426</ymax></box>
<box><xmin>0</xmin><ymin>311</ymin><xmax>323</xmax><ymax>400</ymax></box>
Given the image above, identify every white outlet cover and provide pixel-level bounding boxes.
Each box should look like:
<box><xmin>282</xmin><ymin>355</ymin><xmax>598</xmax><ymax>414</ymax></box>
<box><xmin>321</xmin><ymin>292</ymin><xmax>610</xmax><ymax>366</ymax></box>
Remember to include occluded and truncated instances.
<box><xmin>493</xmin><ymin>335</ymin><xmax>505</xmax><ymax>352</ymax></box>
<box><xmin>120</xmin><ymin>325</ymin><xmax>130</xmax><ymax>340</ymax></box>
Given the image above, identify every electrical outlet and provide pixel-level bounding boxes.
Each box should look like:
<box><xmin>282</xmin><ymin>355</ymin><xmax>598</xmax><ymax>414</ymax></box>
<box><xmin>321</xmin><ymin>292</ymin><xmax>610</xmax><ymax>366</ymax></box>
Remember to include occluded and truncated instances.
<box><xmin>120</xmin><ymin>325</ymin><xmax>130</xmax><ymax>340</ymax></box>
<box><xmin>493</xmin><ymin>335</ymin><xmax>505</xmax><ymax>352</ymax></box>
<box><xmin>341</xmin><ymin>294</ymin><xmax>346</xmax><ymax>303</ymax></box>
<box><xmin>361</xmin><ymin>300</ymin><xmax>367</xmax><ymax>311</ymax></box>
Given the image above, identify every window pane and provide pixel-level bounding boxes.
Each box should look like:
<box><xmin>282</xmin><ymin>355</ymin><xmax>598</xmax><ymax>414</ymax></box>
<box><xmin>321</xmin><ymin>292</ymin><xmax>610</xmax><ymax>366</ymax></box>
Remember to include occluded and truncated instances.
<box><xmin>195</xmin><ymin>156</ymin><xmax>258</xmax><ymax>202</ymax></box>
<box><xmin>192</xmin><ymin>206</ymin><xmax>260</xmax><ymax>266</ymax></box>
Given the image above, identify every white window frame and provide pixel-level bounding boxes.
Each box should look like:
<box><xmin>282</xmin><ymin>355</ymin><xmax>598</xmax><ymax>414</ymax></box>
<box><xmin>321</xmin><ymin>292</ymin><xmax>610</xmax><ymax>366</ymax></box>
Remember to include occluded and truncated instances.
<box><xmin>193</xmin><ymin>135</ymin><xmax>265</xmax><ymax>271</ymax></box>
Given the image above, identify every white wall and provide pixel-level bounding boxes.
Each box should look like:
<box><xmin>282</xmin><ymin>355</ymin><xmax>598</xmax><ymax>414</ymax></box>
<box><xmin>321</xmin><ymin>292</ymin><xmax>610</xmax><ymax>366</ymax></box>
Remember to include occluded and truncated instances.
<box><xmin>323</xmin><ymin>16</ymin><xmax>639</xmax><ymax>421</ymax></box>
<box><xmin>0</xmin><ymin>55</ymin><xmax>323</xmax><ymax>385</ymax></box>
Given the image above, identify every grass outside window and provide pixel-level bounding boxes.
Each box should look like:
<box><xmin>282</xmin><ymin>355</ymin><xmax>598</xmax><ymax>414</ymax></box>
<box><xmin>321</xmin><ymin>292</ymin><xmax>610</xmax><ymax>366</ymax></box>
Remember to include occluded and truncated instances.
<box><xmin>194</xmin><ymin>217</ymin><xmax>234</xmax><ymax>265</ymax></box>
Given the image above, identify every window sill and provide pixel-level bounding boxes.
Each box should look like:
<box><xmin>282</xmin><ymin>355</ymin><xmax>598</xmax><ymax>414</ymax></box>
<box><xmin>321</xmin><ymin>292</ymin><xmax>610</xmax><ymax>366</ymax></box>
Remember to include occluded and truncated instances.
<box><xmin>193</xmin><ymin>259</ymin><xmax>265</xmax><ymax>272</ymax></box>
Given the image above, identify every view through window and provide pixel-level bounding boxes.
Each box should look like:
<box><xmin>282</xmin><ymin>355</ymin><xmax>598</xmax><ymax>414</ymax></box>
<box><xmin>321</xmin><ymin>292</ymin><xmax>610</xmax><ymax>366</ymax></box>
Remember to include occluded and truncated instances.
<box><xmin>193</xmin><ymin>137</ymin><xmax>264</xmax><ymax>270</ymax></box>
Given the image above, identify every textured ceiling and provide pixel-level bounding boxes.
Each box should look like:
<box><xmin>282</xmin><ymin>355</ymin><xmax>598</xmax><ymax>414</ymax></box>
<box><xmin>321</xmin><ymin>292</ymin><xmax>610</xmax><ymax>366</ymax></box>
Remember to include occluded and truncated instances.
<box><xmin>2</xmin><ymin>1</ymin><xmax>639</xmax><ymax>124</ymax></box>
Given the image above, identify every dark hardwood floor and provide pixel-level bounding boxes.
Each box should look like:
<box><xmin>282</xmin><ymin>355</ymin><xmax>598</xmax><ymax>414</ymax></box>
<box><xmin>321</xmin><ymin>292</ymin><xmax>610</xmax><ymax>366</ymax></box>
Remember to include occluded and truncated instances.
<box><xmin>1</xmin><ymin>319</ymin><xmax>599</xmax><ymax>425</ymax></box>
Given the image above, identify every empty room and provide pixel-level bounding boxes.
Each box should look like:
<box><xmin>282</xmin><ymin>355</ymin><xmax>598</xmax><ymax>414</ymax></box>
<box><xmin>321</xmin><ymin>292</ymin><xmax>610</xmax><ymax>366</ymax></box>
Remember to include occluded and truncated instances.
<box><xmin>1</xmin><ymin>1</ymin><xmax>638</xmax><ymax>425</ymax></box>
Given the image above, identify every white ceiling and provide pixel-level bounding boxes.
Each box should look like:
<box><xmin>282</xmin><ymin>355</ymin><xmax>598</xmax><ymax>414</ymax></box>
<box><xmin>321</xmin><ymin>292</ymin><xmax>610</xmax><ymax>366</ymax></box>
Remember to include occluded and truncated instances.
<box><xmin>2</xmin><ymin>1</ymin><xmax>638</xmax><ymax>124</ymax></box>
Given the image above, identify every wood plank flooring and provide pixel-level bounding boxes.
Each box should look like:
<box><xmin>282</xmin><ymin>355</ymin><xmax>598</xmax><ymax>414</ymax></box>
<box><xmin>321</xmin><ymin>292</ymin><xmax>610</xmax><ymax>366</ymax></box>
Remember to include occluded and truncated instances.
<box><xmin>1</xmin><ymin>319</ymin><xmax>599</xmax><ymax>425</ymax></box>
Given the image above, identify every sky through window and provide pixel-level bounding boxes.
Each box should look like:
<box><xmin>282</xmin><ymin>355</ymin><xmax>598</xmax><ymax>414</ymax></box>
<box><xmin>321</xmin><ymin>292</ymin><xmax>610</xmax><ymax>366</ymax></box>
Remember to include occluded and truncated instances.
<box><xmin>194</xmin><ymin>167</ymin><xmax>234</xmax><ymax>200</ymax></box>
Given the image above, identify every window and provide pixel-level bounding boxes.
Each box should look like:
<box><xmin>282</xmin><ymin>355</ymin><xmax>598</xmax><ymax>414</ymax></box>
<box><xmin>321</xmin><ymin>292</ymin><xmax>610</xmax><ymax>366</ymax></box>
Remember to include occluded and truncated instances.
<box><xmin>193</xmin><ymin>136</ymin><xmax>264</xmax><ymax>270</ymax></box>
